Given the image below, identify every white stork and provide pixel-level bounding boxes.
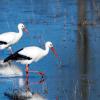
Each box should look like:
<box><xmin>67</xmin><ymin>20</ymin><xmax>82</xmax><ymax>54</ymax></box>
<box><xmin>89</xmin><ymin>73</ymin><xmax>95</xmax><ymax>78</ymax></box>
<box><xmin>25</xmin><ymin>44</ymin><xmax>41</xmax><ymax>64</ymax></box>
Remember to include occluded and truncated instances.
<box><xmin>0</xmin><ymin>23</ymin><xmax>28</xmax><ymax>54</ymax></box>
<box><xmin>4</xmin><ymin>41</ymin><xmax>60</xmax><ymax>75</ymax></box>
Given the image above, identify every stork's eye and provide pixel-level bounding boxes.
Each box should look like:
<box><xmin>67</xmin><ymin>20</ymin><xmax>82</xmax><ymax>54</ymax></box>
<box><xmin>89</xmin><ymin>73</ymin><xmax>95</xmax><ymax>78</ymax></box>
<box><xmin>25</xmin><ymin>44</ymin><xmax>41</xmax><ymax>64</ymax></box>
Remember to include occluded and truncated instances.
<box><xmin>22</xmin><ymin>25</ymin><xmax>24</xmax><ymax>28</ymax></box>
<box><xmin>50</xmin><ymin>44</ymin><xmax>53</xmax><ymax>47</ymax></box>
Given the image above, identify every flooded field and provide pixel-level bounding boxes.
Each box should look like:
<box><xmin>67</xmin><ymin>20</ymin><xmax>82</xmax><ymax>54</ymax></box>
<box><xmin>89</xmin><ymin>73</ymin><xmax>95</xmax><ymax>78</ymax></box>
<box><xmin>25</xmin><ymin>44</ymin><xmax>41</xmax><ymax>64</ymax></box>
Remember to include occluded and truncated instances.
<box><xmin>0</xmin><ymin>0</ymin><xmax>100</xmax><ymax>100</ymax></box>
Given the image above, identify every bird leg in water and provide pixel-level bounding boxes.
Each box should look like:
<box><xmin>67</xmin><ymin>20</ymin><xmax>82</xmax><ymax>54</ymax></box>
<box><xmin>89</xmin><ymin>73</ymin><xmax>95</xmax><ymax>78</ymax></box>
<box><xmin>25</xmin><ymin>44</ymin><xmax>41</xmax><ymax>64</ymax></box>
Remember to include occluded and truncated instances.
<box><xmin>29</xmin><ymin>70</ymin><xmax>45</xmax><ymax>76</ymax></box>
<box><xmin>25</xmin><ymin>64</ymin><xmax>29</xmax><ymax>77</ymax></box>
<box><xmin>8</xmin><ymin>47</ymin><xmax>13</xmax><ymax>54</ymax></box>
<box><xmin>38</xmin><ymin>71</ymin><xmax>45</xmax><ymax>76</ymax></box>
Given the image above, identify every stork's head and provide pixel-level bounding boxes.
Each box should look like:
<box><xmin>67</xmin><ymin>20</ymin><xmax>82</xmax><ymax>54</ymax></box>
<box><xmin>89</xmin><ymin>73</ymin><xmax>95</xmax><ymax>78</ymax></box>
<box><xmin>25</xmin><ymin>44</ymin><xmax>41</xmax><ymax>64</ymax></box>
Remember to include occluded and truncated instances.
<box><xmin>45</xmin><ymin>41</ymin><xmax>60</xmax><ymax>59</ymax></box>
<box><xmin>46</xmin><ymin>41</ymin><xmax>53</xmax><ymax>48</ymax></box>
<box><xmin>18</xmin><ymin>23</ymin><xmax>28</xmax><ymax>33</ymax></box>
<box><xmin>45</xmin><ymin>41</ymin><xmax>62</xmax><ymax>65</ymax></box>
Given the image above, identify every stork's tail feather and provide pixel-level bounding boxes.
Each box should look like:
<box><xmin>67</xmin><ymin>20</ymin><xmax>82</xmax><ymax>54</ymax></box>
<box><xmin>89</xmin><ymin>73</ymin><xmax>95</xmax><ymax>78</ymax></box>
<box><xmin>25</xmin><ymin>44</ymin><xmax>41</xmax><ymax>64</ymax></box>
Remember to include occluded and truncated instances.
<box><xmin>4</xmin><ymin>57</ymin><xmax>10</xmax><ymax>62</ymax></box>
<box><xmin>4</xmin><ymin>48</ymin><xmax>24</xmax><ymax>63</ymax></box>
<box><xmin>4</xmin><ymin>55</ymin><xmax>13</xmax><ymax>62</ymax></box>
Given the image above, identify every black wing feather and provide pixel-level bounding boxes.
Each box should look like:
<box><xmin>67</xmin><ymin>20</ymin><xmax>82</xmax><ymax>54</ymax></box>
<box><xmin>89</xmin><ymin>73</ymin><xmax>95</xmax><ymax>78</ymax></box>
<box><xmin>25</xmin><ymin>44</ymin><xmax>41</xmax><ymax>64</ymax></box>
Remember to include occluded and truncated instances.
<box><xmin>4</xmin><ymin>48</ymin><xmax>32</xmax><ymax>62</ymax></box>
<box><xmin>0</xmin><ymin>41</ymin><xmax>7</xmax><ymax>45</ymax></box>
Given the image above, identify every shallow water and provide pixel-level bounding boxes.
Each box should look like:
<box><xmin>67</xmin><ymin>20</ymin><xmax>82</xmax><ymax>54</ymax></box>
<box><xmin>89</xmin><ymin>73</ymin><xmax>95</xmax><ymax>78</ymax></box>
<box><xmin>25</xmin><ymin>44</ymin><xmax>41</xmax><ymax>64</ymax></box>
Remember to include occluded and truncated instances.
<box><xmin>0</xmin><ymin>0</ymin><xmax>100</xmax><ymax>100</ymax></box>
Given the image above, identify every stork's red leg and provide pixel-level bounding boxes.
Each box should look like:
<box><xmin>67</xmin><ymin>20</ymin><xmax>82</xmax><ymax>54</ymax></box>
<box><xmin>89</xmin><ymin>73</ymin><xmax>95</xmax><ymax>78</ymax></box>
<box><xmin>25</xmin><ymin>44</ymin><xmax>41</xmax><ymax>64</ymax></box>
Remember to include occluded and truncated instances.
<box><xmin>37</xmin><ymin>72</ymin><xmax>45</xmax><ymax>76</ymax></box>
<box><xmin>25</xmin><ymin>64</ymin><xmax>29</xmax><ymax>77</ymax></box>
<box><xmin>29</xmin><ymin>70</ymin><xmax>45</xmax><ymax>76</ymax></box>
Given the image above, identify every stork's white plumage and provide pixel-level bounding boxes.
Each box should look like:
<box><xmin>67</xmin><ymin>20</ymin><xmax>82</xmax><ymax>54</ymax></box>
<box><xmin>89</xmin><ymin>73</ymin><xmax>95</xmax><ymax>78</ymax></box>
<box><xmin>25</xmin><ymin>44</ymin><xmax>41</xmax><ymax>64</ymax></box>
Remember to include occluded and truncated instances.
<box><xmin>4</xmin><ymin>41</ymin><xmax>59</xmax><ymax>75</ymax></box>
<box><xmin>0</xmin><ymin>23</ymin><xmax>28</xmax><ymax>53</ymax></box>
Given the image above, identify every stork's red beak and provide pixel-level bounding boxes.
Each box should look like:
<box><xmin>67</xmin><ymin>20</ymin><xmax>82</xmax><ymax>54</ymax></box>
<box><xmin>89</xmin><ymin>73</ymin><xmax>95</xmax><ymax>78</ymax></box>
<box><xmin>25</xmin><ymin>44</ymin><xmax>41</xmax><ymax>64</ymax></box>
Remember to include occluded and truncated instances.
<box><xmin>23</xmin><ymin>28</ymin><xmax>29</xmax><ymax>34</ymax></box>
<box><xmin>51</xmin><ymin>47</ymin><xmax>59</xmax><ymax>58</ymax></box>
<box><xmin>50</xmin><ymin>47</ymin><xmax>62</xmax><ymax>63</ymax></box>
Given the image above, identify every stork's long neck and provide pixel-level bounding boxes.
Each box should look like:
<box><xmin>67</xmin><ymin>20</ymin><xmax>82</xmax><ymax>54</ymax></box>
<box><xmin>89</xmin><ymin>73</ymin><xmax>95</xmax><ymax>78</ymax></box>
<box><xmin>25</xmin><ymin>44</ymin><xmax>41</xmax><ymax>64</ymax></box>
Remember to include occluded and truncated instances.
<box><xmin>44</xmin><ymin>44</ymin><xmax>50</xmax><ymax>56</ymax></box>
<box><xmin>18</xmin><ymin>28</ymin><xmax>23</xmax><ymax>37</ymax></box>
